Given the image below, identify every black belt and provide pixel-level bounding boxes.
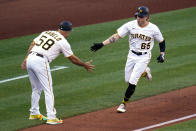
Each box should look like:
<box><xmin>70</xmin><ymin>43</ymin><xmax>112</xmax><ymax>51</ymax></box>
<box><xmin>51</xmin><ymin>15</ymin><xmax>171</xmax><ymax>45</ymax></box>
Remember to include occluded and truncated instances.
<box><xmin>131</xmin><ymin>50</ymin><xmax>147</xmax><ymax>56</ymax></box>
<box><xmin>30</xmin><ymin>51</ymin><xmax>44</xmax><ymax>58</ymax></box>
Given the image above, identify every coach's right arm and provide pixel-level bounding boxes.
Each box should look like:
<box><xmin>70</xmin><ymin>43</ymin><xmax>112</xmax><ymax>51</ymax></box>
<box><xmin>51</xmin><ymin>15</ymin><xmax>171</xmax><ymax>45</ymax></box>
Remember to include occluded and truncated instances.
<box><xmin>68</xmin><ymin>55</ymin><xmax>94</xmax><ymax>72</ymax></box>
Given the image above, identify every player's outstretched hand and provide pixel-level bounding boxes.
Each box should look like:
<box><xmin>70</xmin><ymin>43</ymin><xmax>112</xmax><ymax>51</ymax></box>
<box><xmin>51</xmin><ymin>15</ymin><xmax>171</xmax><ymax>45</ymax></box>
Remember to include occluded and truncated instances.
<box><xmin>21</xmin><ymin>60</ymin><xmax>27</xmax><ymax>70</ymax></box>
<box><xmin>84</xmin><ymin>60</ymin><xmax>95</xmax><ymax>72</ymax></box>
<box><xmin>157</xmin><ymin>54</ymin><xmax>164</xmax><ymax>63</ymax></box>
<box><xmin>90</xmin><ymin>43</ymin><xmax>104</xmax><ymax>52</ymax></box>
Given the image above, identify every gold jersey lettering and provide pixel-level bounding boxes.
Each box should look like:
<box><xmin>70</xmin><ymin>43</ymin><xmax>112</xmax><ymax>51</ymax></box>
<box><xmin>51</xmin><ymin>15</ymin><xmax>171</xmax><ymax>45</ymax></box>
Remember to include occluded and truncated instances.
<box><xmin>45</xmin><ymin>31</ymin><xmax>62</xmax><ymax>41</ymax></box>
<box><xmin>131</xmin><ymin>33</ymin><xmax>151</xmax><ymax>41</ymax></box>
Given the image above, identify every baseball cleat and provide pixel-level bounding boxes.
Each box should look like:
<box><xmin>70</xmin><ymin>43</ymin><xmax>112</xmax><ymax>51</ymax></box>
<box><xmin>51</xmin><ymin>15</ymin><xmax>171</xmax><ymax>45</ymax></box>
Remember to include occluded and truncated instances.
<box><xmin>29</xmin><ymin>114</ymin><xmax>48</xmax><ymax>120</ymax></box>
<box><xmin>145</xmin><ymin>67</ymin><xmax>152</xmax><ymax>81</ymax></box>
<box><xmin>46</xmin><ymin>118</ymin><xmax>63</xmax><ymax>125</ymax></box>
<box><xmin>117</xmin><ymin>103</ymin><xmax>126</xmax><ymax>113</ymax></box>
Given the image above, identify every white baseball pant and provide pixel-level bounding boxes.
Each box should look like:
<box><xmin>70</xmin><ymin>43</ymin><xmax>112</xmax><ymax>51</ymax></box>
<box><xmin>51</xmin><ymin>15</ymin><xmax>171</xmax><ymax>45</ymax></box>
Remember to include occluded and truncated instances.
<box><xmin>26</xmin><ymin>53</ymin><xmax>56</xmax><ymax>119</ymax></box>
<box><xmin>125</xmin><ymin>51</ymin><xmax>151</xmax><ymax>85</ymax></box>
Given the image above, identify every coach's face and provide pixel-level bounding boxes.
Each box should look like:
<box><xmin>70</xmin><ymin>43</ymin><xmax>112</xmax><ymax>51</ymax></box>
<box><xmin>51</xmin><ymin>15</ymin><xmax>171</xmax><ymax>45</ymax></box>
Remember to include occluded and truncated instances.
<box><xmin>137</xmin><ymin>16</ymin><xmax>149</xmax><ymax>27</ymax></box>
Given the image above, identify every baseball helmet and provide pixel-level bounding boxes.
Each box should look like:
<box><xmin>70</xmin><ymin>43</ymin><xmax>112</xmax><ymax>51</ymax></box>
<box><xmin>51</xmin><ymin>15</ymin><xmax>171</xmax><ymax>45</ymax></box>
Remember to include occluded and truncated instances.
<box><xmin>134</xmin><ymin>6</ymin><xmax>149</xmax><ymax>18</ymax></box>
<box><xmin>59</xmin><ymin>21</ymin><xmax>72</xmax><ymax>31</ymax></box>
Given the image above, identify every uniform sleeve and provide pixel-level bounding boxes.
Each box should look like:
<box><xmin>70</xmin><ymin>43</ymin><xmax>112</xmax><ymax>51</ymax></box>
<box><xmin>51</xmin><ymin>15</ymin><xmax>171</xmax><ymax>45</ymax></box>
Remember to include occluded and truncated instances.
<box><xmin>117</xmin><ymin>23</ymin><xmax>129</xmax><ymax>38</ymax></box>
<box><xmin>60</xmin><ymin>40</ymin><xmax>74</xmax><ymax>57</ymax></box>
<box><xmin>154</xmin><ymin>26</ymin><xmax>164</xmax><ymax>43</ymax></box>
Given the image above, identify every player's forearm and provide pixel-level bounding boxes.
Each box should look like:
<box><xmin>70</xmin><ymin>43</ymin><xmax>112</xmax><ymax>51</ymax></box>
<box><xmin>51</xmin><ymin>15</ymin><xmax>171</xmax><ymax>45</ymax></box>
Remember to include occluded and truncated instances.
<box><xmin>90</xmin><ymin>33</ymin><xmax>121</xmax><ymax>52</ymax></box>
<box><xmin>157</xmin><ymin>40</ymin><xmax>166</xmax><ymax>63</ymax></box>
<box><xmin>27</xmin><ymin>42</ymin><xmax>35</xmax><ymax>54</ymax></box>
<box><xmin>102</xmin><ymin>33</ymin><xmax>120</xmax><ymax>45</ymax></box>
<box><xmin>68</xmin><ymin>55</ymin><xmax>86</xmax><ymax>67</ymax></box>
<box><xmin>23</xmin><ymin>42</ymin><xmax>35</xmax><ymax>60</ymax></box>
<box><xmin>159</xmin><ymin>40</ymin><xmax>165</xmax><ymax>53</ymax></box>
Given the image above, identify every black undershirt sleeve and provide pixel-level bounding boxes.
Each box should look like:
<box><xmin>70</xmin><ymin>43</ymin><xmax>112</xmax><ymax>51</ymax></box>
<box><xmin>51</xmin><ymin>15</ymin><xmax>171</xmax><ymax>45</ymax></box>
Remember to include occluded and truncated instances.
<box><xmin>159</xmin><ymin>40</ymin><xmax>166</xmax><ymax>52</ymax></box>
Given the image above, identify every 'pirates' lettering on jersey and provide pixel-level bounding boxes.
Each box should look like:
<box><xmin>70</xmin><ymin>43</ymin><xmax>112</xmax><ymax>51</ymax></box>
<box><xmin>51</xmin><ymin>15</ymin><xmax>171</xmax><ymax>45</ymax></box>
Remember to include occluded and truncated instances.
<box><xmin>131</xmin><ymin>34</ymin><xmax>151</xmax><ymax>41</ymax></box>
<box><xmin>117</xmin><ymin>20</ymin><xmax>164</xmax><ymax>53</ymax></box>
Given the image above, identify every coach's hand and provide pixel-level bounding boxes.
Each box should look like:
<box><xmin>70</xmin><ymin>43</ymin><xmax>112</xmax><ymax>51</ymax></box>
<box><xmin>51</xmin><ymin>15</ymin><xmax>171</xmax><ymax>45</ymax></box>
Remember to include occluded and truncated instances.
<box><xmin>90</xmin><ymin>43</ymin><xmax>104</xmax><ymax>52</ymax></box>
<box><xmin>84</xmin><ymin>60</ymin><xmax>95</xmax><ymax>72</ymax></box>
<box><xmin>157</xmin><ymin>54</ymin><xmax>164</xmax><ymax>63</ymax></box>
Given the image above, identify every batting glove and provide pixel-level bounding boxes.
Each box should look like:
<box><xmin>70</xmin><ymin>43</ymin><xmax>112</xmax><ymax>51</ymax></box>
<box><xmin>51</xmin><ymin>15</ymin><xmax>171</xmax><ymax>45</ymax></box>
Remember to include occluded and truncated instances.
<box><xmin>157</xmin><ymin>54</ymin><xmax>164</xmax><ymax>63</ymax></box>
<box><xmin>90</xmin><ymin>43</ymin><xmax>104</xmax><ymax>52</ymax></box>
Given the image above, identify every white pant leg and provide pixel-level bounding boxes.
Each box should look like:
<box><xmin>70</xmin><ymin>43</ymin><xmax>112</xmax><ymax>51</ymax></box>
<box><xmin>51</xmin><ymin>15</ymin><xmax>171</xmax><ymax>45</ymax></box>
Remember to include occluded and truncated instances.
<box><xmin>37</xmin><ymin>61</ymin><xmax>56</xmax><ymax>119</ymax></box>
<box><xmin>27</xmin><ymin>54</ymin><xmax>56</xmax><ymax>119</ymax></box>
<box><xmin>126</xmin><ymin>52</ymin><xmax>151</xmax><ymax>85</ymax></box>
<box><xmin>129</xmin><ymin>62</ymin><xmax>148</xmax><ymax>85</ymax></box>
<box><xmin>125</xmin><ymin>58</ymin><xmax>135</xmax><ymax>83</ymax></box>
<box><xmin>27</xmin><ymin>67</ymin><xmax>42</xmax><ymax>115</ymax></box>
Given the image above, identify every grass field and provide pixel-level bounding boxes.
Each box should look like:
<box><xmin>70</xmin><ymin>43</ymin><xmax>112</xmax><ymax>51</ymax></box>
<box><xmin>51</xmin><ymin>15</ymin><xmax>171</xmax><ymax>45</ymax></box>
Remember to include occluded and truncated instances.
<box><xmin>0</xmin><ymin>7</ymin><xmax>196</xmax><ymax>131</ymax></box>
<box><xmin>155</xmin><ymin>119</ymin><xmax>196</xmax><ymax>131</ymax></box>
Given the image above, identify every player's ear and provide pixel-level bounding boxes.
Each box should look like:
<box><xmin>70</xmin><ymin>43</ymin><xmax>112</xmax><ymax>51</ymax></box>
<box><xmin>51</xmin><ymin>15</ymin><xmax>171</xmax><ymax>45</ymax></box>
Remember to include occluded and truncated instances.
<box><xmin>146</xmin><ymin>15</ymin><xmax>150</xmax><ymax>21</ymax></box>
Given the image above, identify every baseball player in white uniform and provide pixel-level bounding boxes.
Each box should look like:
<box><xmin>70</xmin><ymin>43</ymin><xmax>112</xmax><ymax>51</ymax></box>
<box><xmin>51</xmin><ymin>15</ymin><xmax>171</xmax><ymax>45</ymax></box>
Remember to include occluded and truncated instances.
<box><xmin>90</xmin><ymin>6</ymin><xmax>165</xmax><ymax>113</ymax></box>
<box><xmin>21</xmin><ymin>21</ymin><xmax>94</xmax><ymax>124</ymax></box>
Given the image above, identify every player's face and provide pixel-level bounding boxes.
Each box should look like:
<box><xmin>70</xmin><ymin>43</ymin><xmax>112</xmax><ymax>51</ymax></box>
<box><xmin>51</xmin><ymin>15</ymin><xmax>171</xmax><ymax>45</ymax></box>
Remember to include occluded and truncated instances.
<box><xmin>137</xmin><ymin>16</ymin><xmax>148</xmax><ymax>27</ymax></box>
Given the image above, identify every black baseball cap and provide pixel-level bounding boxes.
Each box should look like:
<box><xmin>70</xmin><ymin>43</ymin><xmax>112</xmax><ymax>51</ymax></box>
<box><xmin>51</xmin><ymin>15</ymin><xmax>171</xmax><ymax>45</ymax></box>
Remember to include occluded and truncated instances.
<box><xmin>59</xmin><ymin>21</ymin><xmax>72</xmax><ymax>31</ymax></box>
<box><xmin>135</xmin><ymin>6</ymin><xmax>150</xmax><ymax>18</ymax></box>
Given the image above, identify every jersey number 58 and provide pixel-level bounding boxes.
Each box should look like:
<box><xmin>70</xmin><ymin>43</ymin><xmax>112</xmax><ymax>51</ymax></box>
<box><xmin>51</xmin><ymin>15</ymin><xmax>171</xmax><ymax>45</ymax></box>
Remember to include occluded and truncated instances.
<box><xmin>36</xmin><ymin>35</ymin><xmax>55</xmax><ymax>50</ymax></box>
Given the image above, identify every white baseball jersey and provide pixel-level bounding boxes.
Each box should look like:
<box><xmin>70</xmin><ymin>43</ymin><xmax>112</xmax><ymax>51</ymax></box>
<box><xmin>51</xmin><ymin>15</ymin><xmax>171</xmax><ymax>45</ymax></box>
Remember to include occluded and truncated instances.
<box><xmin>117</xmin><ymin>20</ymin><xmax>164</xmax><ymax>85</ymax></box>
<box><xmin>117</xmin><ymin>20</ymin><xmax>164</xmax><ymax>55</ymax></box>
<box><xmin>27</xmin><ymin>30</ymin><xmax>73</xmax><ymax>119</ymax></box>
<box><xmin>31</xmin><ymin>30</ymin><xmax>73</xmax><ymax>62</ymax></box>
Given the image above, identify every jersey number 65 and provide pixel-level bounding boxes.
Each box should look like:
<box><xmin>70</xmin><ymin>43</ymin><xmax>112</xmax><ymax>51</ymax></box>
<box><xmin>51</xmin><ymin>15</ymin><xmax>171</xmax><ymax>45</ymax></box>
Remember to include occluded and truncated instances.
<box><xmin>141</xmin><ymin>42</ymin><xmax>151</xmax><ymax>49</ymax></box>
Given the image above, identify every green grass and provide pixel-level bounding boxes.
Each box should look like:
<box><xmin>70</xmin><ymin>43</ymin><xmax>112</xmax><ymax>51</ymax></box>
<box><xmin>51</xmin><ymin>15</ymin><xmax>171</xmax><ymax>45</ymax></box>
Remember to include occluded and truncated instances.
<box><xmin>154</xmin><ymin>119</ymin><xmax>196</xmax><ymax>131</ymax></box>
<box><xmin>0</xmin><ymin>7</ymin><xmax>196</xmax><ymax>131</ymax></box>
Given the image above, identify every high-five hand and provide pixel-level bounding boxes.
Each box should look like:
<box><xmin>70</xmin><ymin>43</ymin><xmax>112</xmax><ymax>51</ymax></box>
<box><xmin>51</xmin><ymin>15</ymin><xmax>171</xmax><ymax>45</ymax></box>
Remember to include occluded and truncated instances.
<box><xmin>84</xmin><ymin>60</ymin><xmax>95</xmax><ymax>72</ymax></box>
<box><xmin>90</xmin><ymin>43</ymin><xmax>104</xmax><ymax>52</ymax></box>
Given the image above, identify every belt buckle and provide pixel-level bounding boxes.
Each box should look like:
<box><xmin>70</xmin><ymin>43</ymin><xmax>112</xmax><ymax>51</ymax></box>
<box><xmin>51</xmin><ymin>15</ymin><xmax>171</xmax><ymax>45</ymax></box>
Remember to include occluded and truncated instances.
<box><xmin>135</xmin><ymin>51</ymin><xmax>141</xmax><ymax>55</ymax></box>
<box><xmin>136</xmin><ymin>52</ymin><xmax>141</xmax><ymax>55</ymax></box>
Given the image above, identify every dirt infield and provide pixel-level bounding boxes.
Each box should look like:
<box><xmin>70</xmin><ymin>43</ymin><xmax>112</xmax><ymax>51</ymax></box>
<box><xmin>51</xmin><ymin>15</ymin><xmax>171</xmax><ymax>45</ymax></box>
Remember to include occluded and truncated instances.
<box><xmin>22</xmin><ymin>86</ymin><xmax>196</xmax><ymax>131</ymax></box>
<box><xmin>0</xmin><ymin>0</ymin><xmax>195</xmax><ymax>39</ymax></box>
